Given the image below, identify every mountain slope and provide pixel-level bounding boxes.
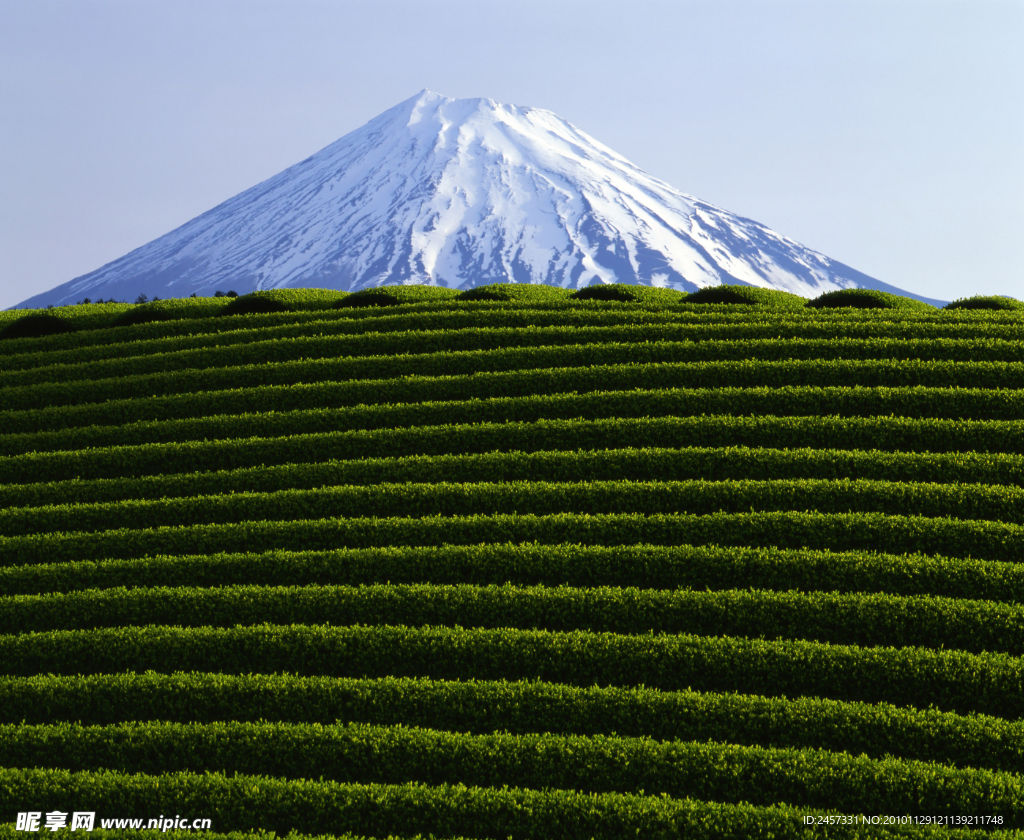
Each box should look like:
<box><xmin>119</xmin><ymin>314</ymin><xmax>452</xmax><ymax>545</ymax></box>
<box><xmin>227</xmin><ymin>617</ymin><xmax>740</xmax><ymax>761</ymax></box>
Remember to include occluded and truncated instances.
<box><xmin>16</xmin><ymin>90</ymin><xmax>945</xmax><ymax>308</ymax></box>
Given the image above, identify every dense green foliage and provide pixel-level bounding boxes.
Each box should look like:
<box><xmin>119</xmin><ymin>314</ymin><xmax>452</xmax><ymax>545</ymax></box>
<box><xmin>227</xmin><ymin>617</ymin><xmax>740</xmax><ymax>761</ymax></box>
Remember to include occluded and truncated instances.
<box><xmin>570</xmin><ymin>282</ymin><xmax>688</xmax><ymax>305</ymax></box>
<box><xmin>0</xmin><ymin>313</ymin><xmax>77</xmax><ymax>341</ymax></box>
<box><xmin>216</xmin><ymin>295</ymin><xmax>290</xmax><ymax>317</ymax></box>
<box><xmin>1</xmin><ymin>284</ymin><xmax>1022</xmax><ymax>838</ymax></box>
<box><xmin>805</xmin><ymin>288</ymin><xmax>935</xmax><ymax>311</ymax></box>
<box><xmin>337</xmin><ymin>285</ymin><xmax>458</xmax><ymax>308</ymax></box>
<box><xmin>110</xmin><ymin>305</ymin><xmax>173</xmax><ymax>328</ymax></box>
<box><xmin>685</xmin><ymin>284</ymin><xmax>808</xmax><ymax>308</ymax></box>
<box><xmin>456</xmin><ymin>282</ymin><xmax>573</xmax><ymax>302</ymax></box>
<box><xmin>945</xmin><ymin>295</ymin><xmax>1024</xmax><ymax>311</ymax></box>
<box><xmin>2</xmin><ymin>672</ymin><xmax>1022</xmax><ymax>773</ymax></box>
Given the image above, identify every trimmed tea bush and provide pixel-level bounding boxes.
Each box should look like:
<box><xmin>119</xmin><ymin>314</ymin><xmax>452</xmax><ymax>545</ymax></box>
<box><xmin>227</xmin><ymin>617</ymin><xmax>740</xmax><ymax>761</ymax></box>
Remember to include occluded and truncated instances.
<box><xmin>457</xmin><ymin>282</ymin><xmax>572</xmax><ymax>302</ymax></box>
<box><xmin>112</xmin><ymin>306</ymin><xmax>173</xmax><ymax>328</ymax></box>
<box><xmin>218</xmin><ymin>295</ymin><xmax>290</xmax><ymax>317</ymax></box>
<box><xmin>684</xmin><ymin>285</ymin><xmax>807</xmax><ymax>309</ymax></box>
<box><xmin>0</xmin><ymin>314</ymin><xmax>77</xmax><ymax>341</ymax></box>
<box><xmin>336</xmin><ymin>285</ymin><xmax>460</xmax><ymax>308</ymax></box>
<box><xmin>571</xmin><ymin>283</ymin><xmax>689</xmax><ymax>305</ymax></box>
<box><xmin>945</xmin><ymin>295</ymin><xmax>1024</xmax><ymax>311</ymax></box>
<box><xmin>807</xmin><ymin>288</ymin><xmax>935</xmax><ymax>311</ymax></box>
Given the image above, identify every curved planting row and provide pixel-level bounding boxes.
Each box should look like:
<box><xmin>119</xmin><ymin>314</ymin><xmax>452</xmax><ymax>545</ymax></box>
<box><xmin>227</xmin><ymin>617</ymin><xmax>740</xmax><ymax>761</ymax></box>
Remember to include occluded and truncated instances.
<box><xmin>5</xmin><ymin>377</ymin><xmax>1024</xmax><ymax>446</ymax></box>
<box><xmin>3</xmin><ymin>509</ymin><xmax>1023</xmax><ymax>566</ymax></box>
<box><xmin>6</xmin><ymin>324</ymin><xmax>1024</xmax><ymax>387</ymax></box>
<box><xmin>1</xmin><ymin>766</ymin><xmax>997</xmax><ymax>840</ymax></box>
<box><xmin>4</xmin><ymin>445</ymin><xmax>1024</xmax><ymax>511</ymax></box>
<box><xmin>2</xmin><ymin>300</ymin><xmax>1023</xmax><ymax>367</ymax></box>
<box><xmin>2</xmin><ymin>623</ymin><xmax>1022</xmax><ymax>720</ymax></box>
<box><xmin>4</xmin><ymin>543</ymin><xmax>1023</xmax><ymax>603</ymax></box>
<box><xmin>7</xmin><ymin>346</ymin><xmax>1024</xmax><ymax>417</ymax></box>
<box><xmin>2</xmin><ymin>720</ymin><xmax>1021</xmax><ymax>819</ymax></box>
<box><xmin>2</xmin><ymin>582</ymin><xmax>1023</xmax><ymax>655</ymax></box>
<box><xmin>1</xmin><ymin>289</ymin><xmax>1022</xmax><ymax>838</ymax></box>
<box><xmin>6</xmin><ymin>477</ymin><xmax>1024</xmax><ymax>537</ymax></box>
<box><xmin>4</xmin><ymin>412</ymin><xmax>1024</xmax><ymax>487</ymax></box>
<box><xmin>1</xmin><ymin>672</ymin><xmax>1020</xmax><ymax>774</ymax></box>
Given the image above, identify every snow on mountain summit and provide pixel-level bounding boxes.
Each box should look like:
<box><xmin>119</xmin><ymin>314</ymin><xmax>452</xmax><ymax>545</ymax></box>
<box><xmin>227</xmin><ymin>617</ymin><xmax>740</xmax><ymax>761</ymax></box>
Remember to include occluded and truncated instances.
<box><xmin>17</xmin><ymin>89</ymin><xmax>943</xmax><ymax>308</ymax></box>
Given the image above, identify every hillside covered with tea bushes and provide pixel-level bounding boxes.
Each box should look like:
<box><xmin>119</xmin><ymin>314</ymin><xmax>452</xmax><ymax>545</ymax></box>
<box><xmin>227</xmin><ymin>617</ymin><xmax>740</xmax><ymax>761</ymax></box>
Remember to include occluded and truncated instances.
<box><xmin>1</xmin><ymin>283</ymin><xmax>1023</xmax><ymax>839</ymax></box>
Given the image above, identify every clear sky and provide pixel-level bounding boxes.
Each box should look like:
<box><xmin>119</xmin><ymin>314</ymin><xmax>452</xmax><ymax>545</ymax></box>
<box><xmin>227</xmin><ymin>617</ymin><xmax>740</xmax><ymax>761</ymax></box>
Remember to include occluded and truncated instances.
<box><xmin>1</xmin><ymin>0</ymin><xmax>1021</xmax><ymax>310</ymax></box>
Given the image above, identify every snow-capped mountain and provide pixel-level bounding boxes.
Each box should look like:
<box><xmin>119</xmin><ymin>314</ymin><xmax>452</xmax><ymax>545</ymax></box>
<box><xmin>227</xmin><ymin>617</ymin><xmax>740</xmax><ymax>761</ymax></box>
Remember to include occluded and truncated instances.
<box><xmin>16</xmin><ymin>90</ymin><xmax>944</xmax><ymax>308</ymax></box>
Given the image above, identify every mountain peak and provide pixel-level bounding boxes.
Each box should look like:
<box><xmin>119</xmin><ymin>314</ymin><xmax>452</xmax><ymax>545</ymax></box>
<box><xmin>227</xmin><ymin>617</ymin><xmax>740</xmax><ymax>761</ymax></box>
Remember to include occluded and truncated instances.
<box><xmin>15</xmin><ymin>92</ymin><xmax>944</xmax><ymax>309</ymax></box>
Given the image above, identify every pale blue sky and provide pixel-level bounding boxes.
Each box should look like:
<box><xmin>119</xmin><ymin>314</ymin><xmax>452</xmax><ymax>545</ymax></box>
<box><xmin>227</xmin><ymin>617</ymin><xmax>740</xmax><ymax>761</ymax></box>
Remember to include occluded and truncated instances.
<box><xmin>1</xmin><ymin>0</ymin><xmax>1021</xmax><ymax>309</ymax></box>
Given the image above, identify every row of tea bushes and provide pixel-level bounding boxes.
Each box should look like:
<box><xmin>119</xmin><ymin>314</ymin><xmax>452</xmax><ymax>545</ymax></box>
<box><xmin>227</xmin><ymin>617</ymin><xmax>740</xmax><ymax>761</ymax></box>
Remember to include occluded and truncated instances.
<box><xmin>2</xmin><ymin>720</ymin><xmax>1021</xmax><ymax>818</ymax></box>
<box><xmin>8</xmin><ymin>476</ymin><xmax>1024</xmax><ymax>536</ymax></box>
<box><xmin>4</xmin><ymin>445</ymin><xmax>1024</xmax><ymax>510</ymax></box>
<box><xmin>2</xmin><ymin>541</ymin><xmax>1023</xmax><ymax>603</ymax></box>
<box><xmin>3</xmin><ymin>282</ymin><xmax>1022</xmax><ymax>342</ymax></box>
<box><xmin>4</xmin><ymin>300</ymin><xmax>1024</xmax><ymax>361</ymax></box>
<box><xmin>4</xmin><ymin>766</ymin><xmax>1001</xmax><ymax>840</ymax></box>
<box><xmin>7</xmin><ymin>412</ymin><xmax>1024</xmax><ymax>486</ymax></box>
<box><xmin>11</xmin><ymin>327</ymin><xmax>1024</xmax><ymax>391</ymax></box>
<box><xmin>2</xmin><ymin>623</ymin><xmax>1023</xmax><ymax>720</ymax></box>
<box><xmin>3</xmin><ymin>581</ymin><xmax>1023</xmax><ymax>655</ymax></box>
<box><xmin>2</xmin><ymin>671</ymin><xmax>1021</xmax><ymax>774</ymax></box>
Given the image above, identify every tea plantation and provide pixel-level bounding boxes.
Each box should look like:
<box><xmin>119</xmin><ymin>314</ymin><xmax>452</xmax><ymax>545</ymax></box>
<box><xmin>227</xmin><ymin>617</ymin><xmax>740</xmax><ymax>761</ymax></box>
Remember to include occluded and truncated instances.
<box><xmin>1</xmin><ymin>283</ymin><xmax>1023</xmax><ymax>839</ymax></box>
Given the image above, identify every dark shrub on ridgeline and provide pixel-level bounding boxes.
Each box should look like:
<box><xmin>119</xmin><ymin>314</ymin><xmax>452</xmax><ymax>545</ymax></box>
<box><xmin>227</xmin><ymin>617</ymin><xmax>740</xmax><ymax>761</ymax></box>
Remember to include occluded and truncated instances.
<box><xmin>0</xmin><ymin>313</ymin><xmax>77</xmax><ymax>341</ymax></box>
<box><xmin>571</xmin><ymin>283</ymin><xmax>689</xmax><ymax>305</ymax></box>
<box><xmin>457</xmin><ymin>283</ymin><xmax>572</xmax><ymax>303</ymax></box>
<box><xmin>335</xmin><ymin>285</ymin><xmax>461</xmax><ymax>309</ymax></box>
<box><xmin>217</xmin><ymin>294</ymin><xmax>290</xmax><ymax>316</ymax></box>
<box><xmin>570</xmin><ymin>284</ymin><xmax>635</xmax><ymax>302</ymax></box>
<box><xmin>112</xmin><ymin>306</ymin><xmax>172</xmax><ymax>328</ymax></box>
<box><xmin>685</xmin><ymin>285</ymin><xmax>807</xmax><ymax>309</ymax></box>
<box><xmin>806</xmin><ymin>288</ymin><xmax>935</xmax><ymax>311</ymax></box>
<box><xmin>944</xmin><ymin>295</ymin><xmax>1024</xmax><ymax>311</ymax></box>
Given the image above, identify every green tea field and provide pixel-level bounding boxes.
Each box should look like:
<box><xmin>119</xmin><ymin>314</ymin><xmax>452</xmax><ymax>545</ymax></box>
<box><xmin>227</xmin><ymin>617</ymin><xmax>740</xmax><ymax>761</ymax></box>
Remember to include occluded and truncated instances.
<box><xmin>1</xmin><ymin>283</ymin><xmax>1023</xmax><ymax>839</ymax></box>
